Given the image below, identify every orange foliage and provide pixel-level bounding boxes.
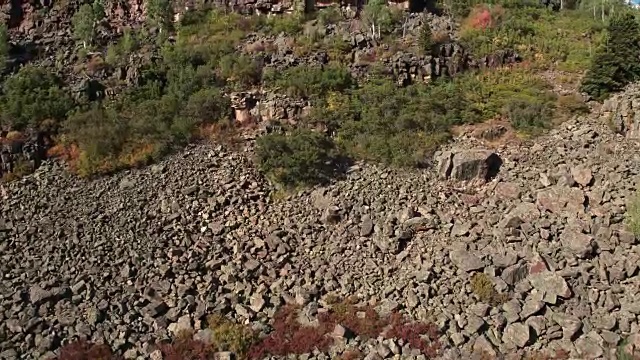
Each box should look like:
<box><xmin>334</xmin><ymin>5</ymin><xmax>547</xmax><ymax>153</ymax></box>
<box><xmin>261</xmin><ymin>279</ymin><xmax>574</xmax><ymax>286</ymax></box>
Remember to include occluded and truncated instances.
<box><xmin>119</xmin><ymin>142</ymin><xmax>156</xmax><ymax>168</ymax></box>
<box><xmin>463</xmin><ymin>4</ymin><xmax>505</xmax><ymax>31</ymax></box>
<box><xmin>47</xmin><ymin>143</ymin><xmax>81</xmax><ymax>170</ymax></box>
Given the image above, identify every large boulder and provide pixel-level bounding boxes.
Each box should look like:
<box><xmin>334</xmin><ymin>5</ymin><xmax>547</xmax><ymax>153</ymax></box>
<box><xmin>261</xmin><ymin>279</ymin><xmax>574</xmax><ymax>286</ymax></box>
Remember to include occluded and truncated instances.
<box><xmin>436</xmin><ymin>149</ymin><xmax>502</xmax><ymax>182</ymax></box>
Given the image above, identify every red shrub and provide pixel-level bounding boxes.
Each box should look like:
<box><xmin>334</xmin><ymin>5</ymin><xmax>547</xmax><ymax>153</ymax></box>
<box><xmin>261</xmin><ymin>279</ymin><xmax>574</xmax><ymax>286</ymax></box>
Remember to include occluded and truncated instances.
<box><xmin>56</xmin><ymin>340</ymin><xmax>117</xmax><ymax>360</ymax></box>
<box><xmin>384</xmin><ymin>313</ymin><xmax>441</xmax><ymax>358</ymax></box>
<box><xmin>248</xmin><ymin>304</ymin><xmax>333</xmax><ymax>359</ymax></box>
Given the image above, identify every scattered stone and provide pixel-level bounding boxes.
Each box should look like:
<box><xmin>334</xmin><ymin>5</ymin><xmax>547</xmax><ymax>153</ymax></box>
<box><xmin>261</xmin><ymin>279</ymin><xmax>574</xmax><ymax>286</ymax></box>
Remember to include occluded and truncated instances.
<box><xmin>571</xmin><ymin>166</ymin><xmax>593</xmax><ymax>187</ymax></box>
<box><xmin>502</xmin><ymin>323</ymin><xmax>531</xmax><ymax>348</ymax></box>
<box><xmin>561</xmin><ymin>229</ymin><xmax>594</xmax><ymax>258</ymax></box>
<box><xmin>450</xmin><ymin>249</ymin><xmax>485</xmax><ymax>272</ymax></box>
<box><xmin>528</xmin><ymin>272</ymin><xmax>572</xmax><ymax>304</ymax></box>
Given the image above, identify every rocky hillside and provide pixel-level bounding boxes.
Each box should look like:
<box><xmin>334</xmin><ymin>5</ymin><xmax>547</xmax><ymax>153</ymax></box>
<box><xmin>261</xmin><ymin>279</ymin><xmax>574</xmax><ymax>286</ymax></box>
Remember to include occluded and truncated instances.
<box><xmin>2</xmin><ymin>0</ymin><xmax>640</xmax><ymax>359</ymax></box>
<box><xmin>2</xmin><ymin>95</ymin><xmax>640</xmax><ymax>359</ymax></box>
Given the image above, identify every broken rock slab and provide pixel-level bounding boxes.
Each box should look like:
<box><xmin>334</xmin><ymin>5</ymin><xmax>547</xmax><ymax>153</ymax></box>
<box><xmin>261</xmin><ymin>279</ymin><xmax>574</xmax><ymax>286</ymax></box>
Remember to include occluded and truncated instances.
<box><xmin>436</xmin><ymin>149</ymin><xmax>502</xmax><ymax>182</ymax></box>
<box><xmin>528</xmin><ymin>271</ymin><xmax>572</xmax><ymax>304</ymax></box>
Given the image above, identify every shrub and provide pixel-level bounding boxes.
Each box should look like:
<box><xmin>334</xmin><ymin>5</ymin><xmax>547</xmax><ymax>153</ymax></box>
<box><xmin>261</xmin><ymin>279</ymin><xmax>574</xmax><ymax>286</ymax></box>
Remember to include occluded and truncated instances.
<box><xmin>217</xmin><ymin>54</ymin><xmax>262</xmax><ymax>88</ymax></box>
<box><xmin>470</xmin><ymin>272</ymin><xmax>509</xmax><ymax>305</ymax></box>
<box><xmin>248</xmin><ymin>304</ymin><xmax>334</xmax><ymax>358</ymax></box>
<box><xmin>263</xmin><ymin>64</ymin><xmax>354</xmax><ymax>99</ymax></box>
<box><xmin>181</xmin><ymin>88</ymin><xmax>232</xmax><ymax>125</ymax></box>
<box><xmin>384</xmin><ymin>313</ymin><xmax>440</xmax><ymax>357</ymax></box>
<box><xmin>260</xmin><ymin>13</ymin><xmax>307</xmax><ymax>35</ymax></box>
<box><xmin>317</xmin><ymin>6</ymin><xmax>343</xmax><ymax>26</ymax></box>
<box><xmin>0</xmin><ymin>23</ymin><xmax>8</xmax><ymax>73</ymax></box>
<box><xmin>460</xmin><ymin>6</ymin><xmax>606</xmax><ymax>72</ymax></box>
<box><xmin>502</xmin><ymin>98</ymin><xmax>554</xmax><ymax>134</ymax></box>
<box><xmin>205</xmin><ymin>315</ymin><xmax>257</xmax><ymax>357</ymax></box>
<box><xmin>256</xmin><ymin>129</ymin><xmax>342</xmax><ymax>187</ymax></box>
<box><xmin>72</xmin><ymin>4</ymin><xmax>96</xmax><ymax>47</ymax></box>
<box><xmin>56</xmin><ymin>340</ymin><xmax>117</xmax><ymax>360</ymax></box>
<box><xmin>333</xmin><ymin>79</ymin><xmax>461</xmax><ymax>167</ymax></box>
<box><xmin>418</xmin><ymin>22</ymin><xmax>434</xmax><ymax>55</ymax></box>
<box><xmin>580</xmin><ymin>13</ymin><xmax>640</xmax><ymax>100</ymax></box>
<box><xmin>159</xmin><ymin>331</ymin><xmax>217</xmax><ymax>360</ymax></box>
<box><xmin>0</xmin><ymin>65</ymin><xmax>74</xmax><ymax>131</ymax></box>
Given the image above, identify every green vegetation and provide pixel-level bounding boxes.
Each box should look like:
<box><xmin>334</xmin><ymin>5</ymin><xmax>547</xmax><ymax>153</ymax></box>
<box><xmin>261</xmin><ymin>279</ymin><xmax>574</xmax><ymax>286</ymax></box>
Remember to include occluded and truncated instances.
<box><xmin>256</xmin><ymin>129</ymin><xmax>342</xmax><ymax>188</ymax></box>
<box><xmin>1</xmin><ymin>1</ymin><xmax>634</xmax><ymax>185</ymax></box>
<box><xmin>263</xmin><ymin>65</ymin><xmax>354</xmax><ymax>99</ymax></box>
<box><xmin>460</xmin><ymin>5</ymin><xmax>606</xmax><ymax>72</ymax></box>
<box><xmin>0</xmin><ymin>65</ymin><xmax>74</xmax><ymax>131</ymax></box>
<box><xmin>580</xmin><ymin>12</ymin><xmax>640</xmax><ymax>100</ymax></box>
<box><xmin>418</xmin><ymin>22</ymin><xmax>434</xmax><ymax>55</ymax></box>
<box><xmin>146</xmin><ymin>0</ymin><xmax>173</xmax><ymax>33</ymax></box>
<box><xmin>206</xmin><ymin>315</ymin><xmax>257</xmax><ymax>357</ymax></box>
<box><xmin>626</xmin><ymin>191</ymin><xmax>640</xmax><ymax>237</ymax></box>
<box><xmin>72</xmin><ymin>4</ymin><xmax>98</xmax><ymax>48</ymax></box>
<box><xmin>0</xmin><ymin>24</ymin><xmax>8</xmax><ymax>73</ymax></box>
<box><xmin>470</xmin><ymin>272</ymin><xmax>510</xmax><ymax>305</ymax></box>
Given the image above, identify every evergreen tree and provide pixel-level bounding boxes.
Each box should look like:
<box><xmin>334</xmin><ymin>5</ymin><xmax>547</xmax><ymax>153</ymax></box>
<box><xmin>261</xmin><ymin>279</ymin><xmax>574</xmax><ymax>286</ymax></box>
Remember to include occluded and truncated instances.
<box><xmin>72</xmin><ymin>4</ymin><xmax>96</xmax><ymax>48</ymax></box>
<box><xmin>93</xmin><ymin>0</ymin><xmax>106</xmax><ymax>22</ymax></box>
<box><xmin>146</xmin><ymin>0</ymin><xmax>173</xmax><ymax>33</ymax></box>
<box><xmin>580</xmin><ymin>12</ymin><xmax>640</xmax><ymax>100</ymax></box>
<box><xmin>0</xmin><ymin>24</ymin><xmax>8</xmax><ymax>73</ymax></box>
<box><xmin>418</xmin><ymin>22</ymin><xmax>434</xmax><ymax>55</ymax></box>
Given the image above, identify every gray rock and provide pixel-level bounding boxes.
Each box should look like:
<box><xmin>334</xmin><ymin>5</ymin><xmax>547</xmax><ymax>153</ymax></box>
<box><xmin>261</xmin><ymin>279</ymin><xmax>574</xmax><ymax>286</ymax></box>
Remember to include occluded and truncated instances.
<box><xmin>528</xmin><ymin>272</ymin><xmax>572</xmax><ymax>304</ymax></box>
<box><xmin>450</xmin><ymin>249</ymin><xmax>485</xmax><ymax>272</ymax></box>
<box><xmin>502</xmin><ymin>323</ymin><xmax>531</xmax><ymax>348</ymax></box>
<box><xmin>575</xmin><ymin>337</ymin><xmax>604</xmax><ymax>359</ymax></box>
<box><xmin>552</xmin><ymin>313</ymin><xmax>582</xmax><ymax>340</ymax></box>
<box><xmin>437</xmin><ymin>149</ymin><xmax>502</xmax><ymax>181</ymax></box>
<box><xmin>561</xmin><ymin>228</ymin><xmax>594</xmax><ymax>258</ymax></box>
<box><xmin>571</xmin><ymin>166</ymin><xmax>593</xmax><ymax>186</ymax></box>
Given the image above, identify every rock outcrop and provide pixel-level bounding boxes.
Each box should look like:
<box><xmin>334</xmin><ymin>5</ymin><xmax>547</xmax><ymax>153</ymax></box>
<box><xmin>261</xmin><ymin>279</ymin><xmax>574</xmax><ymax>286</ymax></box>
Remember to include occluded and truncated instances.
<box><xmin>600</xmin><ymin>83</ymin><xmax>640</xmax><ymax>139</ymax></box>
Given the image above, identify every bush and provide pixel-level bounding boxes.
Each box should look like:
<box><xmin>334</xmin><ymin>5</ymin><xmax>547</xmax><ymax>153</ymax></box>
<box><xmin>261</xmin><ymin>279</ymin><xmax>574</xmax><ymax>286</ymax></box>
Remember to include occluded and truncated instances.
<box><xmin>72</xmin><ymin>4</ymin><xmax>96</xmax><ymax>47</ymax></box>
<box><xmin>0</xmin><ymin>65</ymin><xmax>74</xmax><ymax>131</ymax></box>
<box><xmin>317</xmin><ymin>6</ymin><xmax>343</xmax><ymax>26</ymax></box>
<box><xmin>56</xmin><ymin>340</ymin><xmax>116</xmax><ymax>360</ymax></box>
<box><xmin>580</xmin><ymin>13</ymin><xmax>640</xmax><ymax>100</ymax></box>
<box><xmin>324</xmin><ymin>79</ymin><xmax>463</xmax><ymax>167</ymax></box>
<box><xmin>503</xmin><ymin>98</ymin><xmax>554</xmax><ymax>134</ymax></box>
<box><xmin>263</xmin><ymin>65</ymin><xmax>354</xmax><ymax>99</ymax></box>
<box><xmin>256</xmin><ymin>129</ymin><xmax>342</xmax><ymax>187</ymax></box>
<box><xmin>470</xmin><ymin>272</ymin><xmax>509</xmax><ymax>305</ymax></box>
<box><xmin>418</xmin><ymin>22</ymin><xmax>434</xmax><ymax>55</ymax></box>
<box><xmin>0</xmin><ymin>24</ymin><xmax>8</xmax><ymax>73</ymax></box>
<box><xmin>217</xmin><ymin>54</ymin><xmax>262</xmax><ymax>88</ymax></box>
<box><xmin>205</xmin><ymin>315</ymin><xmax>257</xmax><ymax>357</ymax></box>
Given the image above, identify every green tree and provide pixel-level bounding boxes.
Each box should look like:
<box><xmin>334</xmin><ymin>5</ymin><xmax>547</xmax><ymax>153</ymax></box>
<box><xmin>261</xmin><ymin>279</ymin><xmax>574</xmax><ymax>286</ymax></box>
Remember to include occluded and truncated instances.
<box><xmin>0</xmin><ymin>24</ymin><xmax>8</xmax><ymax>73</ymax></box>
<box><xmin>362</xmin><ymin>0</ymin><xmax>392</xmax><ymax>39</ymax></box>
<box><xmin>0</xmin><ymin>65</ymin><xmax>74</xmax><ymax>131</ymax></box>
<box><xmin>580</xmin><ymin>12</ymin><xmax>640</xmax><ymax>100</ymax></box>
<box><xmin>418</xmin><ymin>22</ymin><xmax>433</xmax><ymax>55</ymax></box>
<box><xmin>72</xmin><ymin>4</ymin><xmax>96</xmax><ymax>48</ymax></box>
<box><xmin>146</xmin><ymin>0</ymin><xmax>173</xmax><ymax>33</ymax></box>
<box><xmin>92</xmin><ymin>0</ymin><xmax>105</xmax><ymax>22</ymax></box>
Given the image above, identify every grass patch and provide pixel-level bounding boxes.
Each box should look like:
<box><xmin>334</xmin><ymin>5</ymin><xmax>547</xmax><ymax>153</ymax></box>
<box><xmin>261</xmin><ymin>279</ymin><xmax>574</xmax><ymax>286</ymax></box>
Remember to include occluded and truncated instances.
<box><xmin>626</xmin><ymin>191</ymin><xmax>640</xmax><ymax>237</ymax></box>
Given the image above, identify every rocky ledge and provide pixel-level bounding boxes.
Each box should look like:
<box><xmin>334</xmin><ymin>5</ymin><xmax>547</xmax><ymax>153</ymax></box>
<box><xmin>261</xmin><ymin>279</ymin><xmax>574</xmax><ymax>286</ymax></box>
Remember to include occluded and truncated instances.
<box><xmin>1</xmin><ymin>112</ymin><xmax>640</xmax><ymax>360</ymax></box>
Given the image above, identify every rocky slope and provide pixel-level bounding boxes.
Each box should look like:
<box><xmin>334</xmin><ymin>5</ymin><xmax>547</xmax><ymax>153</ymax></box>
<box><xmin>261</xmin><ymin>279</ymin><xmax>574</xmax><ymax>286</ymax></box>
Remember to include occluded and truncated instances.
<box><xmin>1</xmin><ymin>97</ymin><xmax>640</xmax><ymax>359</ymax></box>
